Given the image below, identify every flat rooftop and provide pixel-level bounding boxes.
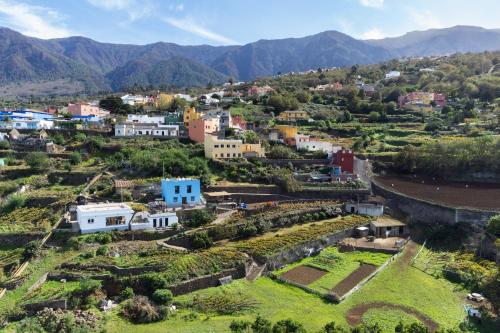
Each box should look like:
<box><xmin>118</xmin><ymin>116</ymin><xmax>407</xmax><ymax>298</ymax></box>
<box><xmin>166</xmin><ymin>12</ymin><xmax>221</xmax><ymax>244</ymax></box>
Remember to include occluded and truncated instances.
<box><xmin>371</xmin><ymin>217</ymin><xmax>406</xmax><ymax>227</ymax></box>
<box><xmin>77</xmin><ymin>202</ymin><xmax>132</xmax><ymax>212</ymax></box>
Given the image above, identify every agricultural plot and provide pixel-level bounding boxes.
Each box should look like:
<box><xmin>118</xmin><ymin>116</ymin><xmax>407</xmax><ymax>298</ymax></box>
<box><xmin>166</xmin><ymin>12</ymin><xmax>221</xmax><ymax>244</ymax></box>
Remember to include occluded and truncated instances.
<box><xmin>375</xmin><ymin>175</ymin><xmax>500</xmax><ymax>209</ymax></box>
<box><xmin>274</xmin><ymin>247</ymin><xmax>391</xmax><ymax>298</ymax></box>
<box><xmin>0</xmin><ymin>207</ymin><xmax>54</xmax><ymax>234</ymax></box>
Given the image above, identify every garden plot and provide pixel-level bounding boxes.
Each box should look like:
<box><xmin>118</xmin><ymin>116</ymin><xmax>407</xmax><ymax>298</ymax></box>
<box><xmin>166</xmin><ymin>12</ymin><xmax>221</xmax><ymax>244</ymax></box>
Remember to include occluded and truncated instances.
<box><xmin>280</xmin><ymin>265</ymin><xmax>326</xmax><ymax>285</ymax></box>
<box><xmin>275</xmin><ymin>248</ymin><xmax>390</xmax><ymax>297</ymax></box>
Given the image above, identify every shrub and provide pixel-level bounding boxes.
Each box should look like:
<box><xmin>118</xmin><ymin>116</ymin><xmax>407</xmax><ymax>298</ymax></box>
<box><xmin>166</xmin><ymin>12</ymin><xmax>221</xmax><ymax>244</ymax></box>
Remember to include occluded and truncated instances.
<box><xmin>486</xmin><ymin>215</ymin><xmax>500</xmax><ymax>237</ymax></box>
<box><xmin>74</xmin><ymin>132</ymin><xmax>87</xmax><ymax>142</ymax></box>
<box><xmin>272</xmin><ymin>319</ymin><xmax>306</xmax><ymax>333</ymax></box>
<box><xmin>96</xmin><ymin>245</ymin><xmax>109</xmax><ymax>256</ymax></box>
<box><xmin>24</xmin><ymin>152</ymin><xmax>50</xmax><ymax>170</ymax></box>
<box><xmin>120</xmin><ymin>287</ymin><xmax>134</xmax><ymax>300</ymax></box>
<box><xmin>0</xmin><ymin>140</ymin><xmax>10</xmax><ymax>149</ymax></box>
<box><xmin>190</xmin><ymin>231</ymin><xmax>213</xmax><ymax>249</ymax></box>
<box><xmin>238</xmin><ymin>223</ymin><xmax>258</xmax><ymax>238</ymax></box>
<box><xmin>0</xmin><ymin>194</ymin><xmax>26</xmax><ymax>214</ymax></box>
<box><xmin>185</xmin><ymin>209</ymin><xmax>215</xmax><ymax>228</ymax></box>
<box><xmin>152</xmin><ymin>289</ymin><xmax>173</xmax><ymax>305</ymax></box>
<box><xmin>77</xmin><ymin>279</ymin><xmax>102</xmax><ymax>294</ymax></box>
<box><xmin>230</xmin><ymin>320</ymin><xmax>251</xmax><ymax>333</ymax></box>
<box><xmin>69</xmin><ymin>151</ymin><xmax>82</xmax><ymax>165</ymax></box>
<box><xmin>23</xmin><ymin>240</ymin><xmax>42</xmax><ymax>260</ymax></box>
<box><xmin>252</xmin><ymin>315</ymin><xmax>273</xmax><ymax>333</ymax></box>
<box><xmin>67</xmin><ymin>237</ymin><xmax>82</xmax><ymax>250</ymax></box>
<box><xmin>121</xmin><ymin>295</ymin><xmax>165</xmax><ymax>323</ymax></box>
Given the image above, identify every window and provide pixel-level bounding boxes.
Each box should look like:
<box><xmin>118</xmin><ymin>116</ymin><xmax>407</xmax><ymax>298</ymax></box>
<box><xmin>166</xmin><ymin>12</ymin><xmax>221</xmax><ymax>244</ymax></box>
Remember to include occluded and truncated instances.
<box><xmin>105</xmin><ymin>216</ymin><xmax>126</xmax><ymax>226</ymax></box>
<box><xmin>187</xmin><ymin>185</ymin><xmax>192</xmax><ymax>193</ymax></box>
<box><xmin>174</xmin><ymin>185</ymin><xmax>180</xmax><ymax>194</ymax></box>
<box><xmin>233</xmin><ymin>153</ymin><xmax>236</xmax><ymax>157</ymax></box>
<box><xmin>173</xmin><ymin>197</ymin><xmax>178</xmax><ymax>203</ymax></box>
<box><xmin>238</xmin><ymin>153</ymin><xmax>241</xmax><ymax>157</ymax></box>
<box><xmin>191</xmin><ymin>196</ymin><xmax>195</xmax><ymax>201</ymax></box>
<box><xmin>226</xmin><ymin>153</ymin><xmax>230</xmax><ymax>158</ymax></box>
<box><xmin>232</xmin><ymin>144</ymin><xmax>236</xmax><ymax>148</ymax></box>
<box><xmin>87</xmin><ymin>218</ymin><xmax>94</xmax><ymax>224</ymax></box>
<box><xmin>214</xmin><ymin>145</ymin><xmax>219</xmax><ymax>148</ymax></box>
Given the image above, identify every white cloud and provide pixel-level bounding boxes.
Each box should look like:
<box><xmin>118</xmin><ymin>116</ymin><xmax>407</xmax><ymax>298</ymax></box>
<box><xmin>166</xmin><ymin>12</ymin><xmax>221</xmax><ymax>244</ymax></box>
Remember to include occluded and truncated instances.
<box><xmin>359</xmin><ymin>0</ymin><xmax>384</xmax><ymax>8</ymax></box>
<box><xmin>408</xmin><ymin>8</ymin><xmax>444</xmax><ymax>30</ymax></box>
<box><xmin>169</xmin><ymin>3</ymin><xmax>184</xmax><ymax>12</ymax></box>
<box><xmin>86</xmin><ymin>0</ymin><xmax>153</xmax><ymax>21</ymax></box>
<box><xmin>361</xmin><ymin>27</ymin><xmax>386</xmax><ymax>39</ymax></box>
<box><xmin>0</xmin><ymin>0</ymin><xmax>71</xmax><ymax>38</ymax></box>
<box><xmin>162</xmin><ymin>16</ymin><xmax>238</xmax><ymax>45</ymax></box>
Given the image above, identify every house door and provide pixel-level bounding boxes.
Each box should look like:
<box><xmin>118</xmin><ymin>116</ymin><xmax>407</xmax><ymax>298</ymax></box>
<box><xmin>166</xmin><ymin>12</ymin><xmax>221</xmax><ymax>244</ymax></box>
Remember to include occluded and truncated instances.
<box><xmin>182</xmin><ymin>197</ymin><xmax>187</xmax><ymax>205</ymax></box>
<box><xmin>153</xmin><ymin>219</ymin><xmax>157</xmax><ymax>228</ymax></box>
<box><xmin>350</xmin><ymin>206</ymin><xmax>355</xmax><ymax>213</ymax></box>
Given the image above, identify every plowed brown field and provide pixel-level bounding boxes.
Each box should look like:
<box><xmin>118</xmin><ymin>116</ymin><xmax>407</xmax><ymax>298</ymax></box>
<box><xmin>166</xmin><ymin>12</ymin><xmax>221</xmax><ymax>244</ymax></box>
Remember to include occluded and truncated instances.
<box><xmin>375</xmin><ymin>175</ymin><xmax>500</xmax><ymax>209</ymax></box>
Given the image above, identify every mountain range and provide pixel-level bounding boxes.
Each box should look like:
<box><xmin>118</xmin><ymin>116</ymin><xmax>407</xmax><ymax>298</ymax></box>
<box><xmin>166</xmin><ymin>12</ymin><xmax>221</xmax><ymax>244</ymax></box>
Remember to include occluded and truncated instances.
<box><xmin>0</xmin><ymin>25</ymin><xmax>499</xmax><ymax>96</ymax></box>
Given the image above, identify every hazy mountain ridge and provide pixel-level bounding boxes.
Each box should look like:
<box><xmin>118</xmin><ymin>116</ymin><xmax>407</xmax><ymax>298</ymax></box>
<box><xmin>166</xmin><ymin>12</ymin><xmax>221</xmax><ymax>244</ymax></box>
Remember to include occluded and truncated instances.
<box><xmin>0</xmin><ymin>25</ymin><xmax>499</xmax><ymax>95</ymax></box>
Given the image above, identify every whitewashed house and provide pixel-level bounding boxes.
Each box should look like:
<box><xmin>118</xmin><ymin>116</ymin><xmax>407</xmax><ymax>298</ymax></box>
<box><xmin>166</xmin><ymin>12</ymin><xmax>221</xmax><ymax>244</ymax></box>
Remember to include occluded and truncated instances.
<box><xmin>385</xmin><ymin>71</ymin><xmax>401</xmax><ymax>79</ymax></box>
<box><xmin>121</xmin><ymin>95</ymin><xmax>147</xmax><ymax>106</ymax></box>
<box><xmin>114</xmin><ymin>123</ymin><xmax>179</xmax><ymax>137</ymax></box>
<box><xmin>130</xmin><ymin>211</ymin><xmax>178</xmax><ymax>231</ymax></box>
<box><xmin>76</xmin><ymin>203</ymin><xmax>134</xmax><ymax>234</ymax></box>
<box><xmin>295</xmin><ymin>134</ymin><xmax>340</xmax><ymax>158</ymax></box>
<box><xmin>127</xmin><ymin>114</ymin><xmax>165</xmax><ymax>125</ymax></box>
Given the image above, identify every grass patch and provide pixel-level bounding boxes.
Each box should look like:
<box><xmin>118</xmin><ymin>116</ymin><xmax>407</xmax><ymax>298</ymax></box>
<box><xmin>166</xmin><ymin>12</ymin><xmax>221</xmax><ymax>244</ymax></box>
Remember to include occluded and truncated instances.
<box><xmin>21</xmin><ymin>280</ymin><xmax>80</xmax><ymax>304</ymax></box>
<box><xmin>274</xmin><ymin>247</ymin><xmax>391</xmax><ymax>295</ymax></box>
<box><xmin>361</xmin><ymin>308</ymin><xmax>420</xmax><ymax>331</ymax></box>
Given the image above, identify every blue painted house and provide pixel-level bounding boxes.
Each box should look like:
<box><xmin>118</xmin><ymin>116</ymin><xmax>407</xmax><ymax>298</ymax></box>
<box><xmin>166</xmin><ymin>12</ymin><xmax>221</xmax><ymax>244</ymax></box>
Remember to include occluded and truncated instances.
<box><xmin>161</xmin><ymin>178</ymin><xmax>201</xmax><ymax>207</ymax></box>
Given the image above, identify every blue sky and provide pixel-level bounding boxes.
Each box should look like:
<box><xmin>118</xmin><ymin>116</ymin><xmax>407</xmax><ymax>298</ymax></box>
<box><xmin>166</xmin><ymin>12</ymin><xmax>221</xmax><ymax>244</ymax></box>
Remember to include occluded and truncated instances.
<box><xmin>0</xmin><ymin>0</ymin><xmax>498</xmax><ymax>45</ymax></box>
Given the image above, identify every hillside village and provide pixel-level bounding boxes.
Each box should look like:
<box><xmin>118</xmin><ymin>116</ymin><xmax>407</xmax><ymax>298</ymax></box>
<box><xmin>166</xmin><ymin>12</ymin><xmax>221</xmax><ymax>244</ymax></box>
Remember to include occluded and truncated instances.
<box><xmin>0</xmin><ymin>51</ymin><xmax>498</xmax><ymax>333</ymax></box>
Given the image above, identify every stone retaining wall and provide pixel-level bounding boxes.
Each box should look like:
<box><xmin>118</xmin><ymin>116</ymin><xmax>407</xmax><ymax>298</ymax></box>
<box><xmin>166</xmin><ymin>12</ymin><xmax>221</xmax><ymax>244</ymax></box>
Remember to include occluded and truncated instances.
<box><xmin>264</xmin><ymin>228</ymin><xmax>355</xmax><ymax>271</ymax></box>
<box><xmin>372</xmin><ymin>180</ymin><xmax>498</xmax><ymax>227</ymax></box>
<box><xmin>168</xmin><ymin>265</ymin><xmax>246</xmax><ymax>296</ymax></box>
<box><xmin>24</xmin><ymin>299</ymin><xmax>67</xmax><ymax>315</ymax></box>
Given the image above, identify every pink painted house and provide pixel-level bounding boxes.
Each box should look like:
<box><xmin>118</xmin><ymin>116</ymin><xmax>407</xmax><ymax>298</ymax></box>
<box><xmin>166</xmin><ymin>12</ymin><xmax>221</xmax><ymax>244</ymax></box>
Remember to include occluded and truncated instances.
<box><xmin>67</xmin><ymin>103</ymin><xmax>109</xmax><ymax>117</ymax></box>
<box><xmin>188</xmin><ymin>117</ymin><xmax>220</xmax><ymax>143</ymax></box>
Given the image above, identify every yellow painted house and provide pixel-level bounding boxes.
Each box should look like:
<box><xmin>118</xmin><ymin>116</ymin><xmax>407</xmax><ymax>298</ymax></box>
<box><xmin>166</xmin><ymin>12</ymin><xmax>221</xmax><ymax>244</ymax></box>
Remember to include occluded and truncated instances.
<box><xmin>204</xmin><ymin>135</ymin><xmax>242</xmax><ymax>159</ymax></box>
<box><xmin>275</xmin><ymin>125</ymin><xmax>298</xmax><ymax>139</ymax></box>
<box><xmin>276</xmin><ymin>110</ymin><xmax>309</xmax><ymax>122</ymax></box>
<box><xmin>241</xmin><ymin>143</ymin><xmax>265</xmax><ymax>158</ymax></box>
<box><xmin>183</xmin><ymin>107</ymin><xmax>202</xmax><ymax>127</ymax></box>
<box><xmin>204</xmin><ymin>135</ymin><xmax>265</xmax><ymax>159</ymax></box>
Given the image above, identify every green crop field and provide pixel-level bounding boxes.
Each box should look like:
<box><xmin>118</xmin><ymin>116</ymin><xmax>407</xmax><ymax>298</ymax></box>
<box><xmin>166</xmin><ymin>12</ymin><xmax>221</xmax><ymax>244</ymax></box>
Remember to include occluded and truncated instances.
<box><xmin>101</xmin><ymin>243</ymin><xmax>475</xmax><ymax>333</ymax></box>
<box><xmin>273</xmin><ymin>247</ymin><xmax>391</xmax><ymax>295</ymax></box>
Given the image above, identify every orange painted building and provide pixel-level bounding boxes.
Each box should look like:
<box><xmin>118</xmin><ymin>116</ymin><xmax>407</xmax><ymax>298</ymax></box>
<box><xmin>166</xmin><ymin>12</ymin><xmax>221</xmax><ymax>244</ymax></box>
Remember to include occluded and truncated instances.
<box><xmin>188</xmin><ymin>117</ymin><xmax>220</xmax><ymax>143</ymax></box>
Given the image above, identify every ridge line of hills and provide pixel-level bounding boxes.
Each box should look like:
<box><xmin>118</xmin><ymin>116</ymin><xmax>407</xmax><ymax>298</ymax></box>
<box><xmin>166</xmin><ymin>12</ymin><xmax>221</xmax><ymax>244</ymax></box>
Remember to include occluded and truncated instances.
<box><xmin>1</xmin><ymin>25</ymin><xmax>499</xmax><ymax>96</ymax></box>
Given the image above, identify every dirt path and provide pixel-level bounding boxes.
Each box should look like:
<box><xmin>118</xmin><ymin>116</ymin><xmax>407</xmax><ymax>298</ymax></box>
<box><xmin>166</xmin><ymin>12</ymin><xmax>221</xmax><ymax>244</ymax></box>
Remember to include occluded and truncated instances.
<box><xmin>346</xmin><ymin>302</ymin><xmax>439</xmax><ymax>331</ymax></box>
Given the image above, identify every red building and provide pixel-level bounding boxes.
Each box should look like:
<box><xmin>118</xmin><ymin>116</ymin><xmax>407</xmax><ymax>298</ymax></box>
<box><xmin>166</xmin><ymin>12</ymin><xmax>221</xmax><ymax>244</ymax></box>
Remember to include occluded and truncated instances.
<box><xmin>334</xmin><ymin>149</ymin><xmax>354</xmax><ymax>174</ymax></box>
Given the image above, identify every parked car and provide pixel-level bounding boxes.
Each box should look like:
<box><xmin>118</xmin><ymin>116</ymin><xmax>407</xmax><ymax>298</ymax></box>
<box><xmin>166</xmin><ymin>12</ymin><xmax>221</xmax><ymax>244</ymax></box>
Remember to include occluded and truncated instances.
<box><xmin>467</xmin><ymin>293</ymin><xmax>484</xmax><ymax>302</ymax></box>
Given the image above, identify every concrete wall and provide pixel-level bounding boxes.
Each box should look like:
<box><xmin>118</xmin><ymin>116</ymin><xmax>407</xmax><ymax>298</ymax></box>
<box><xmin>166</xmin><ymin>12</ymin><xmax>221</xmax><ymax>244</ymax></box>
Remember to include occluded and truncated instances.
<box><xmin>372</xmin><ymin>180</ymin><xmax>498</xmax><ymax>228</ymax></box>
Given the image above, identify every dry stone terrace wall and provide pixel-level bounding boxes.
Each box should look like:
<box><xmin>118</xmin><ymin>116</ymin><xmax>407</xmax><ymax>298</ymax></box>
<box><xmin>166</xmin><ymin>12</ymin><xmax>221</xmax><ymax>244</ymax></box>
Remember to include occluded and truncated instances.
<box><xmin>168</xmin><ymin>266</ymin><xmax>246</xmax><ymax>296</ymax></box>
<box><xmin>372</xmin><ymin>180</ymin><xmax>498</xmax><ymax>228</ymax></box>
<box><xmin>264</xmin><ymin>228</ymin><xmax>354</xmax><ymax>271</ymax></box>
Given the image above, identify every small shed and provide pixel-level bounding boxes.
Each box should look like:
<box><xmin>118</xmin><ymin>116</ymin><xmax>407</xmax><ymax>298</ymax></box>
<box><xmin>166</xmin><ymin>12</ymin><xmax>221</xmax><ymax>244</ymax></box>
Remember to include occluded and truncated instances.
<box><xmin>345</xmin><ymin>202</ymin><xmax>384</xmax><ymax>217</ymax></box>
<box><xmin>8</xmin><ymin>128</ymin><xmax>21</xmax><ymax>140</ymax></box>
<box><xmin>114</xmin><ymin>179</ymin><xmax>134</xmax><ymax>195</ymax></box>
<box><xmin>369</xmin><ymin>217</ymin><xmax>408</xmax><ymax>238</ymax></box>
<box><xmin>204</xmin><ymin>191</ymin><xmax>232</xmax><ymax>204</ymax></box>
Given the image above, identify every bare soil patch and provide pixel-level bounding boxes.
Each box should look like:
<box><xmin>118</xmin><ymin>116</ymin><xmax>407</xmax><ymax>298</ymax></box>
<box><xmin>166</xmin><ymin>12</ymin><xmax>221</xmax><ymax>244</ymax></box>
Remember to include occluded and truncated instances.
<box><xmin>280</xmin><ymin>265</ymin><xmax>326</xmax><ymax>285</ymax></box>
<box><xmin>375</xmin><ymin>175</ymin><xmax>500</xmax><ymax>210</ymax></box>
<box><xmin>346</xmin><ymin>302</ymin><xmax>439</xmax><ymax>331</ymax></box>
<box><xmin>331</xmin><ymin>264</ymin><xmax>377</xmax><ymax>297</ymax></box>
